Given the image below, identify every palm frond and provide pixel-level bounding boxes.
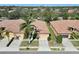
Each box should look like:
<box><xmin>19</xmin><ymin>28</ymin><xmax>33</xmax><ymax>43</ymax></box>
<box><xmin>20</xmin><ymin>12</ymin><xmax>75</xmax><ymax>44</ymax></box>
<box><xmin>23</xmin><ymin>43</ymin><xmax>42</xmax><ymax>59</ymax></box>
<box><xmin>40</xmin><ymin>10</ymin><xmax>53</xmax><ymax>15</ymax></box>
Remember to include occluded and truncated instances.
<box><xmin>20</xmin><ymin>23</ymin><xmax>27</xmax><ymax>30</ymax></box>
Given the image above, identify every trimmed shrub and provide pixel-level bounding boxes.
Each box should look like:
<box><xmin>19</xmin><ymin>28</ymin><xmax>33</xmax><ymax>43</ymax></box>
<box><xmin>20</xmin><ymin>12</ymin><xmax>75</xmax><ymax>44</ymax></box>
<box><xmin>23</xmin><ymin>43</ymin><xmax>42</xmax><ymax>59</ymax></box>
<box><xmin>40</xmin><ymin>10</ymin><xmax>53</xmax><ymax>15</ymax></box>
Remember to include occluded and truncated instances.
<box><xmin>26</xmin><ymin>47</ymin><xmax>30</xmax><ymax>50</ymax></box>
<box><xmin>56</xmin><ymin>34</ymin><xmax>62</xmax><ymax>44</ymax></box>
<box><xmin>47</xmin><ymin>34</ymin><xmax>51</xmax><ymax>41</ymax></box>
<box><xmin>47</xmin><ymin>36</ymin><xmax>51</xmax><ymax>41</ymax></box>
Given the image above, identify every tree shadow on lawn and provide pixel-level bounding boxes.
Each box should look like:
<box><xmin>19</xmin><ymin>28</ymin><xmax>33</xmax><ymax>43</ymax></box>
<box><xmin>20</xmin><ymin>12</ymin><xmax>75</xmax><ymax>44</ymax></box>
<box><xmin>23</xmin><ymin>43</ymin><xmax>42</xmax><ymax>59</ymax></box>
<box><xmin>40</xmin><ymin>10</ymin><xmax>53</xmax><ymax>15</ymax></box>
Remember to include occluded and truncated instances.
<box><xmin>19</xmin><ymin>40</ymin><xmax>39</xmax><ymax>51</ymax></box>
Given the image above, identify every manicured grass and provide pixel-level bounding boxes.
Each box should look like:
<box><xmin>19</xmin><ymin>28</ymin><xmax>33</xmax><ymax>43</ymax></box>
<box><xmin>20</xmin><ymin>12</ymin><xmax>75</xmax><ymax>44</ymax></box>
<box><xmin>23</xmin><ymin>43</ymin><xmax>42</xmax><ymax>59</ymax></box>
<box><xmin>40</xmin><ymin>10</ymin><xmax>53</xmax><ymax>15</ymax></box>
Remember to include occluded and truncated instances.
<box><xmin>48</xmin><ymin>40</ymin><xmax>54</xmax><ymax>47</ymax></box>
<box><xmin>19</xmin><ymin>47</ymin><xmax>38</xmax><ymax>51</ymax></box>
<box><xmin>46</xmin><ymin>23</ymin><xmax>56</xmax><ymax>47</ymax></box>
<box><xmin>20</xmin><ymin>40</ymin><xmax>39</xmax><ymax>47</ymax></box>
<box><xmin>30</xmin><ymin>41</ymin><xmax>39</xmax><ymax>47</ymax></box>
<box><xmin>20</xmin><ymin>40</ymin><xmax>38</xmax><ymax>51</ymax></box>
<box><xmin>51</xmin><ymin>47</ymin><xmax>64</xmax><ymax>51</ymax></box>
<box><xmin>76</xmin><ymin>48</ymin><xmax>79</xmax><ymax>50</ymax></box>
<box><xmin>46</xmin><ymin>23</ymin><xmax>63</xmax><ymax>51</ymax></box>
<box><xmin>46</xmin><ymin>23</ymin><xmax>56</xmax><ymax>41</ymax></box>
<box><xmin>71</xmin><ymin>41</ymin><xmax>79</xmax><ymax>47</ymax></box>
<box><xmin>71</xmin><ymin>41</ymin><xmax>79</xmax><ymax>50</ymax></box>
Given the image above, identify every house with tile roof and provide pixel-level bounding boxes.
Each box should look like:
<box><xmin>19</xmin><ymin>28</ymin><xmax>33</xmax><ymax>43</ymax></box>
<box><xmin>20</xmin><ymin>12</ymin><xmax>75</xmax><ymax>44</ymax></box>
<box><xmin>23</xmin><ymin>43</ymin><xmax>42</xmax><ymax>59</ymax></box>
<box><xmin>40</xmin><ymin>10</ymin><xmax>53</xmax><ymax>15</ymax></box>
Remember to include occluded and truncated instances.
<box><xmin>50</xmin><ymin>20</ymin><xmax>79</xmax><ymax>38</ymax></box>
<box><xmin>0</xmin><ymin>19</ymin><xmax>49</xmax><ymax>40</ymax></box>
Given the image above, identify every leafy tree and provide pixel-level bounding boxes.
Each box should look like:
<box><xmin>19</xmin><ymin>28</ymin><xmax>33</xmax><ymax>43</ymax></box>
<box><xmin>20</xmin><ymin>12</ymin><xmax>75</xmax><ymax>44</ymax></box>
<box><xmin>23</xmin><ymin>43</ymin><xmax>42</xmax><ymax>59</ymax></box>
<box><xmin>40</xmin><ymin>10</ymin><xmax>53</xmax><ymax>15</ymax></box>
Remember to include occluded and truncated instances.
<box><xmin>59</xmin><ymin>12</ymin><xmax>69</xmax><ymax>19</ymax></box>
<box><xmin>20</xmin><ymin>8</ymin><xmax>37</xmax><ymax>39</ymax></box>
<box><xmin>56</xmin><ymin>34</ymin><xmax>62</xmax><ymax>44</ymax></box>
<box><xmin>8</xmin><ymin>8</ymin><xmax>21</xmax><ymax>19</ymax></box>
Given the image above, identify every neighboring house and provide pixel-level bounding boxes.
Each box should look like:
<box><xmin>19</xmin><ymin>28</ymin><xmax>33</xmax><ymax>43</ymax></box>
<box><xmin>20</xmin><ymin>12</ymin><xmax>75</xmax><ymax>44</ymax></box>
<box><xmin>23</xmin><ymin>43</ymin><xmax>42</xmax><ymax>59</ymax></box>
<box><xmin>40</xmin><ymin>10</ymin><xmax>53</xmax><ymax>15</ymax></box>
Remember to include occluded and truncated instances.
<box><xmin>0</xmin><ymin>19</ymin><xmax>49</xmax><ymax>40</ymax></box>
<box><xmin>50</xmin><ymin>20</ymin><xmax>79</xmax><ymax>38</ymax></box>
<box><xmin>67</xmin><ymin>9</ymin><xmax>75</xmax><ymax>14</ymax></box>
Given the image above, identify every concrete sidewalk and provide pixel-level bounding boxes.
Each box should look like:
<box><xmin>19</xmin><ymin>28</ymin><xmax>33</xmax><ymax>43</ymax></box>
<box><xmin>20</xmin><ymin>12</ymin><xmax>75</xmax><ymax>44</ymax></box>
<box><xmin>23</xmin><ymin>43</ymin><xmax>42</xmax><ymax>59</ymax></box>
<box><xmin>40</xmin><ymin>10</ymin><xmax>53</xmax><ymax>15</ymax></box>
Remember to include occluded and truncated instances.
<box><xmin>62</xmin><ymin>38</ymin><xmax>78</xmax><ymax>51</ymax></box>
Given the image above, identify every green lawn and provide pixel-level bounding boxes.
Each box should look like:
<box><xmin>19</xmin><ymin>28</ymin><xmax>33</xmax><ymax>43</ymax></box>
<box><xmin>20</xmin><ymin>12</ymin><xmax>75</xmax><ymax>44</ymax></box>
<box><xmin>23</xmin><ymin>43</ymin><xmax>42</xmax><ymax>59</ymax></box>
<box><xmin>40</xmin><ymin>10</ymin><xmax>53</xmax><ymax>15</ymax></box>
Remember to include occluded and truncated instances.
<box><xmin>19</xmin><ymin>47</ymin><xmax>38</xmax><ymax>51</ymax></box>
<box><xmin>46</xmin><ymin>23</ymin><xmax>56</xmax><ymax>41</ymax></box>
<box><xmin>71</xmin><ymin>41</ymin><xmax>79</xmax><ymax>47</ymax></box>
<box><xmin>20</xmin><ymin>40</ymin><xmax>39</xmax><ymax>47</ymax></box>
<box><xmin>46</xmin><ymin>23</ymin><xmax>56</xmax><ymax>47</ymax></box>
<box><xmin>46</xmin><ymin>23</ymin><xmax>63</xmax><ymax>51</ymax></box>
<box><xmin>51</xmin><ymin>47</ymin><xmax>64</xmax><ymax>51</ymax></box>
<box><xmin>19</xmin><ymin>40</ymin><xmax>38</xmax><ymax>51</ymax></box>
<box><xmin>71</xmin><ymin>41</ymin><xmax>79</xmax><ymax>50</ymax></box>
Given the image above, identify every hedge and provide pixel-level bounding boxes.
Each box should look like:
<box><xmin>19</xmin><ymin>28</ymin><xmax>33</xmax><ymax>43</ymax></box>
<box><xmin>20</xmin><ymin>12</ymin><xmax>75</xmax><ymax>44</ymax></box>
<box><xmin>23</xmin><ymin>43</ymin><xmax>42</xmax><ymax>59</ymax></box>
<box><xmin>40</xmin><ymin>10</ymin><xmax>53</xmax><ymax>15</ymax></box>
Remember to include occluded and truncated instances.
<box><xmin>56</xmin><ymin>34</ymin><xmax>62</xmax><ymax>44</ymax></box>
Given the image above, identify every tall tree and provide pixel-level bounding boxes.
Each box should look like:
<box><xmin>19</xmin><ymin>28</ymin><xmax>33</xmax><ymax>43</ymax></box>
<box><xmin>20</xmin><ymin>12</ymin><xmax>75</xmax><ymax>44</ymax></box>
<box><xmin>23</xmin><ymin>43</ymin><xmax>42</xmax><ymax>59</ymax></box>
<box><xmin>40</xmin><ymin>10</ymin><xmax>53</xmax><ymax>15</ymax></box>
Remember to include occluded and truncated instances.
<box><xmin>20</xmin><ymin>8</ymin><xmax>36</xmax><ymax>39</ymax></box>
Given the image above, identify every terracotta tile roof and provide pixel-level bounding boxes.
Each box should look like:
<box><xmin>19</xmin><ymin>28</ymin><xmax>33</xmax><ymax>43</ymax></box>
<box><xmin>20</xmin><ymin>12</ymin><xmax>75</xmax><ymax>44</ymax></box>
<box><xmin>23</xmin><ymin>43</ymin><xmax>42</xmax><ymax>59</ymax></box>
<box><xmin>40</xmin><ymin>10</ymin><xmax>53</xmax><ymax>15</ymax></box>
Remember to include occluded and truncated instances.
<box><xmin>0</xmin><ymin>19</ymin><xmax>24</xmax><ymax>33</ymax></box>
<box><xmin>32</xmin><ymin>20</ymin><xmax>49</xmax><ymax>34</ymax></box>
<box><xmin>0</xmin><ymin>19</ymin><xmax>49</xmax><ymax>34</ymax></box>
<box><xmin>50</xmin><ymin>20</ymin><xmax>79</xmax><ymax>35</ymax></box>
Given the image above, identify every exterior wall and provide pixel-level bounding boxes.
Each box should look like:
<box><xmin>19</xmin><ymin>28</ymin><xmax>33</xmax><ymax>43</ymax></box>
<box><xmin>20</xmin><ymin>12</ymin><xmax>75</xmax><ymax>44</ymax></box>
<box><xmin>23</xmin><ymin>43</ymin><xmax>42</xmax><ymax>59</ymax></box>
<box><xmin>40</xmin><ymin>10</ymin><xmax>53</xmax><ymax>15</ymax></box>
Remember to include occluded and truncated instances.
<box><xmin>61</xmin><ymin>33</ymin><xmax>69</xmax><ymax>38</ymax></box>
<box><xmin>39</xmin><ymin>34</ymin><xmax>49</xmax><ymax>40</ymax></box>
<box><xmin>3</xmin><ymin>32</ymin><xmax>24</xmax><ymax>40</ymax></box>
<box><xmin>3</xmin><ymin>32</ymin><xmax>14</xmax><ymax>40</ymax></box>
<box><xmin>14</xmin><ymin>33</ymin><xmax>24</xmax><ymax>40</ymax></box>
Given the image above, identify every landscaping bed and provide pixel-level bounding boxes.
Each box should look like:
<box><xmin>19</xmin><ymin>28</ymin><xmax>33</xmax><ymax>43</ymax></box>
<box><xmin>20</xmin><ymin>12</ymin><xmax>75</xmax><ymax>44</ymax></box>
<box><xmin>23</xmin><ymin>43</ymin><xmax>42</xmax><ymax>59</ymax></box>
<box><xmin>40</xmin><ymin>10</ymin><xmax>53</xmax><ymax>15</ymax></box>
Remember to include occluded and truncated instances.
<box><xmin>48</xmin><ymin>40</ymin><xmax>64</xmax><ymax>51</ymax></box>
<box><xmin>71</xmin><ymin>41</ymin><xmax>79</xmax><ymax>50</ymax></box>
<box><xmin>51</xmin><ymin>47</ymin><xmax>64</xmax><ymax>52</ymax></box>
<box><xmin>19</xmin><ymin>40</ymin><xmax>39</xmax><ymax>51</ymax></box>
<box><xmin>69</xmin><ymin>31</ymin><xmax>79</xmax><ymax>40</ymax></box>
<box><xmin>46</xmin><ymin>23</ymin><xmax>64</xmax><ymax>51</ymax></box>
<box><xmin>71</xmin><ymin>41</ymin><xmax>79</xmax><ymax>47</ymax></box>
<box><xmin>46</xmin><ymin>23</ymin><xmax>56</xmax><ymax>47</ymax></box>
<box><xmin>20</xmin><ymin>40</ymin><xmax>39</xmax><ymax>47</ymax></box>
<box><xmin>69</xmin><ymin>31</ymin><xmax>79</xmax><ymax>50</ymax></box>
<box><xmin>48</xmin><ymin>40</ymin><xmax>54</xmax><ymax>47</ymax></box>
<box><xmin>19</xmin><ymin>47</ymin><xmax>38</xmax><ymax>51</ymax></box>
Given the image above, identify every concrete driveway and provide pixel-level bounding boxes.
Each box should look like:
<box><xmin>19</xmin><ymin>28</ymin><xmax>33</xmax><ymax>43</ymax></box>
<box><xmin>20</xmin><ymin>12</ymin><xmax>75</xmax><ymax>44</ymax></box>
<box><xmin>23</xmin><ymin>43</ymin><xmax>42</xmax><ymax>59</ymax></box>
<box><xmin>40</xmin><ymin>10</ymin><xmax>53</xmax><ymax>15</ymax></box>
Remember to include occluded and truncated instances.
<box><xmin>62</xmin><ymin>38</ymin><xmax>78</xmax><ymax>51</ymax></box>
<box><xmin>38</xmin><ymin>34</ymin><xmax>51</xmax><ymax>51</ymax></box>
<box><xmin>0</xmin><ymin>39</ymin><xmax>22</xmax><ymax>51</ymax></box>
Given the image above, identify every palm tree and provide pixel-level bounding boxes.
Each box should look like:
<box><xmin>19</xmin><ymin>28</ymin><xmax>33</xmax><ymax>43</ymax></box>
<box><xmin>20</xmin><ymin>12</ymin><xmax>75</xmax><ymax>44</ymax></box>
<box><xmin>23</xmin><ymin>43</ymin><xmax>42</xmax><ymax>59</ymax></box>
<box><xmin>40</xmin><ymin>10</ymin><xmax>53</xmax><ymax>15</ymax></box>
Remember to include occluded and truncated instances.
<box><xmin>20</xmin><ymin>8</ymin><xmax>37</xmax><ymax>40</ymax></box>
<box><xmin>41</xmin><ymin>8</ymin><xmax>53</xmax><ymax>23</ymax></box>
<box><xmin>41</xmin><ymin>8</ymin><xmax>59</xmax><ymax>24</ymax></box>
<box><xmin>20</xmin><ymin>18</ymin><xmax>37</xmax><ymax>49</ymax></box>
<box><xmin>20</xmin><ymin>8</ymin><xmax>40</xmax><ymax>50</ymax></box>
<box><xmin>20</xmin><ymin>21</ymin><xmax>36</xmax><ymax>39</ymax></box>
